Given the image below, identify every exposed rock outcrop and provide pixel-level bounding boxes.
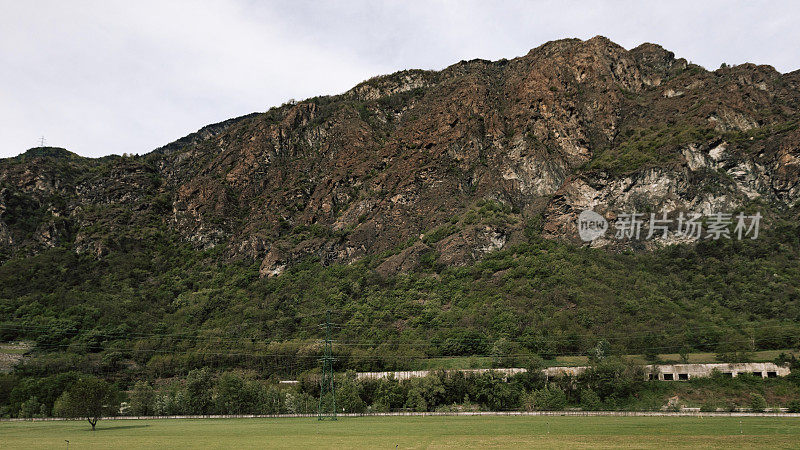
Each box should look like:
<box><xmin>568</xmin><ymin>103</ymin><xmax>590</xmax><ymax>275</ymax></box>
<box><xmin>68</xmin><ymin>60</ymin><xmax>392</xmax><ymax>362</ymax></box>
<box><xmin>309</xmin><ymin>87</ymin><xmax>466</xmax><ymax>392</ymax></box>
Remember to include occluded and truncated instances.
<box><xmin>2</xmin><ymin>37</ymin><xmax>798</xmax><ymax>273</ymax></box>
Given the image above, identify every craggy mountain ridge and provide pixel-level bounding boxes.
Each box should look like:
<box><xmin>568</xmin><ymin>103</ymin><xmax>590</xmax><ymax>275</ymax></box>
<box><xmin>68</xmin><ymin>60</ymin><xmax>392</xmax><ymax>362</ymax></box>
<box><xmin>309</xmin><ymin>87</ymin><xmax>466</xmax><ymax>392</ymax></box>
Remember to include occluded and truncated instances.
<box><xmin>2</xmin><ymin>36</ymin><xmax>800</xmax><ymax>276</ymax></box>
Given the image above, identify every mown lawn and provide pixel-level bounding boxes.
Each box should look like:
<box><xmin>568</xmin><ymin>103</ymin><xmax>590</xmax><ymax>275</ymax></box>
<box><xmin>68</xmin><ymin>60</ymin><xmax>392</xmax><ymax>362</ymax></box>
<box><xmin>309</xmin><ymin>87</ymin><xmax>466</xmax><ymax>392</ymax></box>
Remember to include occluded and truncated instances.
<box><xmin>1</xmin><ymin>415</ymin><xmax>799</xmax><ymax>449</ymax></box>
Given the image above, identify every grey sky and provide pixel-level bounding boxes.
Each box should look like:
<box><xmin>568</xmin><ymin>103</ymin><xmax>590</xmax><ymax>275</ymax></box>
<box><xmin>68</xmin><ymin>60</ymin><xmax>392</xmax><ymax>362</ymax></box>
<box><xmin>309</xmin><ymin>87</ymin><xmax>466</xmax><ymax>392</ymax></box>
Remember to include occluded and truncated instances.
<box><xmin>1</xmin><ymin>0</ymin><xmax>798</xmax><ymax>158</ymax></box>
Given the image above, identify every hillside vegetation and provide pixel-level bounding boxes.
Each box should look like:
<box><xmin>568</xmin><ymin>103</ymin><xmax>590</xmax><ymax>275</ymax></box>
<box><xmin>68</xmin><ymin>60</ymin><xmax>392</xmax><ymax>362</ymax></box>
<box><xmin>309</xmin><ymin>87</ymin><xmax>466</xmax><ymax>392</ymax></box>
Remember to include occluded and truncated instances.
<box><xmin>2</xmin><ymin>36</ymin><xmax>800</xmax><ymax>417</ymax></box>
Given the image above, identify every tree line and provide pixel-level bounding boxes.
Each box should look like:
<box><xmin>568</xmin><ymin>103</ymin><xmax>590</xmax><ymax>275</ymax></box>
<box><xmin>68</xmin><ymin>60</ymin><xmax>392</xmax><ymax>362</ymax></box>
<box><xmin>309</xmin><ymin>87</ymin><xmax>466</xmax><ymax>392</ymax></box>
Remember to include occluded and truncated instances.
<box><xmin>3</xmin><ymin>356</ymin><xmax>800</xmax><ymax>427</ymax></box>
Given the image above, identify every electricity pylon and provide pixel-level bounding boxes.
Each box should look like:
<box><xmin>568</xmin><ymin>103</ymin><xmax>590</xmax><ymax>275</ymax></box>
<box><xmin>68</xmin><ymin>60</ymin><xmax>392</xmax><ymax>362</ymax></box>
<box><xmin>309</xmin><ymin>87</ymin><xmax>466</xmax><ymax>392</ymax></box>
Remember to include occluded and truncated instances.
<box><xmin>318</xmin><ymin>310</ymin><xmax>337</xmax><ymax>420</ymax></box>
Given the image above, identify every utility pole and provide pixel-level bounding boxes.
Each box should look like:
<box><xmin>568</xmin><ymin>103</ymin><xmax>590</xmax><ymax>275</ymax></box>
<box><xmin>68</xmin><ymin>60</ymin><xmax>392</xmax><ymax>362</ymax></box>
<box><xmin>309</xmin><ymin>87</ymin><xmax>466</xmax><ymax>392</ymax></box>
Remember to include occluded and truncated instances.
<box><xmin>318</xmin><ymin>310</ymin><xmax>337</xmax><ymax>420</ymax></box>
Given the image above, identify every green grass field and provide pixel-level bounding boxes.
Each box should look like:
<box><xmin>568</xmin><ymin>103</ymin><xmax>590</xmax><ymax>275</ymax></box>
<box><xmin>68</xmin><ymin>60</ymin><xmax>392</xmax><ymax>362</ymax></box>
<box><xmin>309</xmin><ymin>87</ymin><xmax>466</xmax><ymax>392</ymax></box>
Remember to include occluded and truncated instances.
<box><xmin>2</xmin><ymin>416</ymin><xmax>799</xmax><ymax>449</ymax></box>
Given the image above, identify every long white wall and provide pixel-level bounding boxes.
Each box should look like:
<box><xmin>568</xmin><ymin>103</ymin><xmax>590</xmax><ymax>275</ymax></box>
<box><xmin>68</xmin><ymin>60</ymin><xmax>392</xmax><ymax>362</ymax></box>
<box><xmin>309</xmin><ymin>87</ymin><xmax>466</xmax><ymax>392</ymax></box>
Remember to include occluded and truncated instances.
<box><xmin>355</xmin><ymin>362</ymin><xmax>790</xmax><ymax>381</ymax></box>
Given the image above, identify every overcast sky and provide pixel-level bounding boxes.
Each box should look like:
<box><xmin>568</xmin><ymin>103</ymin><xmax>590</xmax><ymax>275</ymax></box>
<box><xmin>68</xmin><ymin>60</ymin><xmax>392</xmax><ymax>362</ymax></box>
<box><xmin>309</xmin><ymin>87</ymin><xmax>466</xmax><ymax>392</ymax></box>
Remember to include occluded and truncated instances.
<box><xmin>1</xmin><ymin>0</ymin><xmax>798</xmax><ymax>158</ymax></box>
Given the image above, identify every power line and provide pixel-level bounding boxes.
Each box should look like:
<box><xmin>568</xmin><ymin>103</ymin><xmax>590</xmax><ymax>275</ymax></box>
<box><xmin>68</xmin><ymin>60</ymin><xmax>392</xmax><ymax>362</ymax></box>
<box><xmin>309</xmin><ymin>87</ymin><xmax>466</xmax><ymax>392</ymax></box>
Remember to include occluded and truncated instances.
<box><xmin>2</xmin><ymin>320</ymin><xmax>797</xmax><ymax>349</ymax></box>
<box><xmin>5</xmin><ymin>330</ymin><xmax>796</xmax><ymax>362</ymax></box>
<box><xmin>4</xmin><ymin>315</ymin><xmax>795</xmax><ymax>339</ymax></box>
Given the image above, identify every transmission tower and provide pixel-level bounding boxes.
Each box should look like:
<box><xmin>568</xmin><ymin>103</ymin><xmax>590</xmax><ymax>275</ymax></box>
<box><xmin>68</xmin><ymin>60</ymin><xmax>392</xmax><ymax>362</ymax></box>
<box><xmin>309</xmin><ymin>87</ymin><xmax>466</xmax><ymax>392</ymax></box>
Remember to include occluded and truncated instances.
<box><xmin>39</xmin><ymin>136</ymin><xmax>46</xmax><ymax>148</ymax></box>
<box><xmin>318</xmin><ymin>310</ymin><xmax>337</xmax><ymax>420</ymax></box>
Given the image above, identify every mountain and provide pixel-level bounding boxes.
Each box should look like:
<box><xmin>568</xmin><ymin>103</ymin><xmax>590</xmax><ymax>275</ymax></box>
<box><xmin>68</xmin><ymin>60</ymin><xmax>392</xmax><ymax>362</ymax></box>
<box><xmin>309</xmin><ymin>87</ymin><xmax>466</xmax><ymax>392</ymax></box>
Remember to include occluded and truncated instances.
<box><xmin>2</xmin><ymin>36</ymin><xmax>799</xmax><ymax>275</ymax></box>
<box><xmin>1</xmin><ymin>37</ymin><xmax>799</xmax><ymax>377</ymax></box>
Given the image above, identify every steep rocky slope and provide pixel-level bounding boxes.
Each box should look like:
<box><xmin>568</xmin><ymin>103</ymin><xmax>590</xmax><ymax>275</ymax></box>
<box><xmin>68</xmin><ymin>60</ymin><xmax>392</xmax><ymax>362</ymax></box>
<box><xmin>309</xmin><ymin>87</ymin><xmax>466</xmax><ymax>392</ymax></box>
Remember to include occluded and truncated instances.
<box><xmin>1</xmin><ymin>36</ymin><xmax>799</xmax><ymax>275</ymax></box>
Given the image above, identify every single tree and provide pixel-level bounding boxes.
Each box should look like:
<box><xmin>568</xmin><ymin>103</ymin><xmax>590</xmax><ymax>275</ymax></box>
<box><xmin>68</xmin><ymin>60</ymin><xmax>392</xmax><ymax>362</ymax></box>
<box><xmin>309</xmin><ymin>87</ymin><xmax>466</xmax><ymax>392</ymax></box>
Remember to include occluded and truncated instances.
<box><xmin>53</xmin><ymin>377</ymin><xmax>119</xmax><ymax>431</ymax></box>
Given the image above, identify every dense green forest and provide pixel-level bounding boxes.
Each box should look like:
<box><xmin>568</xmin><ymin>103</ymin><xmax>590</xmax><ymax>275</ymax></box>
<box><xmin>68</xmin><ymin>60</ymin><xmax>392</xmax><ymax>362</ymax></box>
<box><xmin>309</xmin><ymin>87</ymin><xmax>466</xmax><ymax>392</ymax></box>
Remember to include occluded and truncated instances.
<box><xmin>1</xmin><ymin>208</ymin><xmax>799</xmax><ymax>384</ymax></box>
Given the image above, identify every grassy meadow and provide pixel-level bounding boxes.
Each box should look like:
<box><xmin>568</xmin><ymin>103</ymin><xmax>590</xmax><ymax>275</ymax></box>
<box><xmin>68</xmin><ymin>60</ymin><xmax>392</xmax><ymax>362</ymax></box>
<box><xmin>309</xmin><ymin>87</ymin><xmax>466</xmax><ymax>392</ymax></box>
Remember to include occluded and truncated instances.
<box><xmin>2</xmin><ymin>415</ymin><xmax>799</xmax><ymax>449</ymax></box>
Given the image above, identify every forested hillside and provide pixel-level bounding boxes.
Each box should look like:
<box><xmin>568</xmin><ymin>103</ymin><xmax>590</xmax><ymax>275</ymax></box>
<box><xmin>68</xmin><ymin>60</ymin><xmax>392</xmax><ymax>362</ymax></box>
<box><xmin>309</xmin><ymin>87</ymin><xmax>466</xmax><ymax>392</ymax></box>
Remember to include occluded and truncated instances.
<box><xmin>2</xmin><ymin>217</ymin><xmax>798</xmax><ymax>379</ymax></box>
<box><xmin>2</xmin><ymin>36</ymin><xmax>800</xmax><ymax>417</ymax></box>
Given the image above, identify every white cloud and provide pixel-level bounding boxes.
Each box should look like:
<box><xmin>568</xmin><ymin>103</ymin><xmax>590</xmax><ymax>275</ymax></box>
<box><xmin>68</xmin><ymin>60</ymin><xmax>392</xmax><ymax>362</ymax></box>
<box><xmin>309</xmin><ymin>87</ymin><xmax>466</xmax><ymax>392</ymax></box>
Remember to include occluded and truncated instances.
<box><xmin>1</xmin><ymin>0</ymin><xmax>798</xmax><ymax>158</ymax></box>
<box><xmin>0</xmin><ymin>0</ymin><xmax>386</xmax><ymax>157</ymax></box>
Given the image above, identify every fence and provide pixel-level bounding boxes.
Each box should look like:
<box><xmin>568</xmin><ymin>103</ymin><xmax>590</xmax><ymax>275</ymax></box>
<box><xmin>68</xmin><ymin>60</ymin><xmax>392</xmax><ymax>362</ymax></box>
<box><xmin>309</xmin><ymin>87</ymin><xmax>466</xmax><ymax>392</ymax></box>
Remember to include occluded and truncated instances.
<box><xmin>4</xmin><ymin>410</ymin><xmax>800</xmax><ymax>422</ymax></box>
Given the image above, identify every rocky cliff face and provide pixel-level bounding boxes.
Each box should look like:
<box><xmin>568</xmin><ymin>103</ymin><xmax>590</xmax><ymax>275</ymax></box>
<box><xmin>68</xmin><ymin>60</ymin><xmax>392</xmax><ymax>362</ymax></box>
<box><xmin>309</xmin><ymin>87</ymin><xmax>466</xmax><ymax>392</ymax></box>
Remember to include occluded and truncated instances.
<box><xmin>2</xmin><ymin>36</ymin><xmax>799</xmax><ymax>274</ymax></box>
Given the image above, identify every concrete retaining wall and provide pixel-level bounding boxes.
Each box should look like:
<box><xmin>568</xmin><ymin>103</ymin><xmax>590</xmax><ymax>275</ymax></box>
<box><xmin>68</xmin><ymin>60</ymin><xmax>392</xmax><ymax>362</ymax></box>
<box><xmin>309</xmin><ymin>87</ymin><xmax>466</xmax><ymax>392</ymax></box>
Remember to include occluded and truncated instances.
<box><xmin>644</xmin><ymin>362</ymin><xmax>790</xmax><ymax>380</ymax></box>
<box><xmin>355</xmin><ymin>368</ymin><xmax>527</xmax><ymax>381</ymax></box>
<box><xmin>355</xmin><ymin>362</ymin><xmax>791</xmax><ymax>381</ymax></box>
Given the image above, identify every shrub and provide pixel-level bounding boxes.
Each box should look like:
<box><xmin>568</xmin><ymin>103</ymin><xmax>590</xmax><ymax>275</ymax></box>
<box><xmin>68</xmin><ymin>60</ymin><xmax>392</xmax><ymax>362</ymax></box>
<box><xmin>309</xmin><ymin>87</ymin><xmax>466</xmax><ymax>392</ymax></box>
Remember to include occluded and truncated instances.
<box><xmin>19</xmin><ymin>396</ymin><xmax>45</xmax><ymax>418</ymax></box>
<box><xmin>578</xmin><ymin>358</ymin><xmax>645</xmax><ymax>401</ymax></box>
<box><xmin>422</xmin><ymin>224</ymin><xmax>459</xmax><ymax>245</ymax></box>
<box><xmin>469</xmin><ymin>373</ymin><xmax>522</xmax><ymax>411</ymax></box>
<box><xmin>699</xmin><ymin>400</ymin><xmax>717</xmax><ymax>412</ymax></box>
<box><xmin>336</xmin><ymin>372</ymin><xmax>366</xmax><ymax>413</ymax></box>
<box><xmin>579</xmin><ymin>388</ymin><xmax>601</xmax><ymax>411</ymax></box>
<box><xmin>184</xmin><ymin>368</ymin><xmax>214</xmax><ymax>414</ymax></box>
<box><xmin>403</xmin><ymin>375</ymin><xmax>445</xmax><ymax>412</ymax></box>
<box><xmin>531</xmin><ymin>386</ymin><xmax>567</xmax><ymax>411</ymax></box>
<box><xmin>749</xmin><ymin>394</ymin><xmax>766</xmax><ymax>412</ymax></box>
<box><xmin>215</xmin><ymin>372</ymin><xmax>264</xmax><ymax>415</ymax></box>
<box><xmin>129</xmin><ymin>381</ymin><xmax>155</xmax><ymax>416</ymax></box>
